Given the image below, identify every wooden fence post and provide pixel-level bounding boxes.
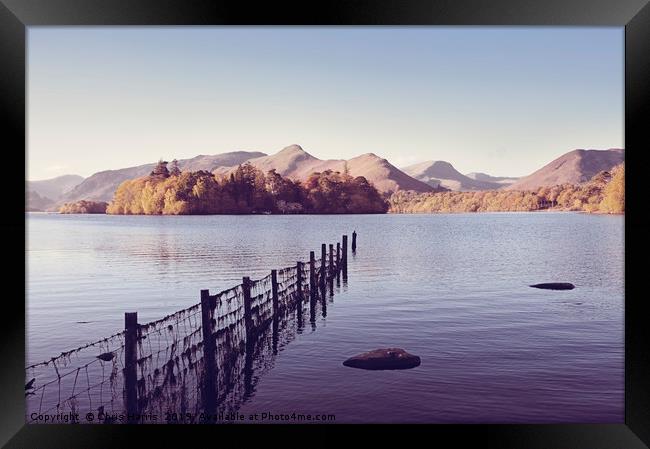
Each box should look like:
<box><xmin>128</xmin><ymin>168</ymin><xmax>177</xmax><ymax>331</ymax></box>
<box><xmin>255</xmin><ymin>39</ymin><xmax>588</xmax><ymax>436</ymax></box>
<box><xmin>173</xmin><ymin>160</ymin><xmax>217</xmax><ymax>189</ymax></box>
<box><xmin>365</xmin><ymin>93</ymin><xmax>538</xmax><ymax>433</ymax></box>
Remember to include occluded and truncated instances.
<box><xmin>242</xmin><ymin>277</ymin><xmax>253</xmax><ymax>341</ymax></box>
<box><xmin>200</xmin><ymin>289</ymin><xmax>217</xmax><ymax>416</ymax></box>
<box><xmin>271</xmin><ymin>269</ymin><xmax>279</xmax><ymax>314</ymax></box>
<box><xmin>352</xmin><ymin>230</ymin><xmax>357</xmax><ymax>252</ymax></box>
<box><xmin>328</xmin><ymin>243</ymin><xmax>335</xmax><ymax>296</ymax></box>
<box><xmin>296</xmin><ymin>261</ymin><xmax>303</xmax><ymax>304</ymax></box>
<box><xmin>296</xmin><ymin>261</ymin><xmax>304</xmax><ymax>329</ymax></box>
<box><xmin>124</xmin><ymin>312</ymin><xmax>138</xmax><ymax>423</ymax></box>
<box><xmin>342</xmin><ymin>235</ymin><xmax>348</xmax><ymax>275</ymax></box>
<box><xmin>328</xmin><ymin>244</ymin><xmax>334</xmax><ymax>278</ymax></box>
<box><xmin>320</xmin><ymin>243</ymin><xmax>327</xmax><ymax>301</ymax></box>
<box><xmin>336</xmin><ymin>242</ymin><xmax>341</xmax><ymax>272</ymax></box>
<box><xmin>321</xmin><ymin>244</ymin><xmax>327</xmax><ymax>288</ymax></box>
<box><xmin>309</xmin><ymin>251</ymin><xmax>316</xmax><ymax>300</ymax></box>
<box><xmin>272</xmin><ymin>269</ymin><xmax>279</xmax><ymax>355</ymax></box>
<box><xmin>242</xmin><ymin>283</ymin><xmax>256</xmax><ymax>397</ymax></box>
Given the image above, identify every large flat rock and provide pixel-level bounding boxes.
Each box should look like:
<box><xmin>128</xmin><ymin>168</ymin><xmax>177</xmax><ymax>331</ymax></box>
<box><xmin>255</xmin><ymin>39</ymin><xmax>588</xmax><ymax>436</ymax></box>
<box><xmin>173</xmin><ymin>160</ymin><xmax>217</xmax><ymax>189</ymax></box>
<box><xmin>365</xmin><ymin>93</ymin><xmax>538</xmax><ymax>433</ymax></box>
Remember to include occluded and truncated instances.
<box><xmin>343</xmin><ymin>348</ymin><xmax>421</xmax><ymax>370</ymax></box>
<box><xmin>530</xmin><ymin>282</ymin><xmax>575</xmax><ymax>290</ymax></box>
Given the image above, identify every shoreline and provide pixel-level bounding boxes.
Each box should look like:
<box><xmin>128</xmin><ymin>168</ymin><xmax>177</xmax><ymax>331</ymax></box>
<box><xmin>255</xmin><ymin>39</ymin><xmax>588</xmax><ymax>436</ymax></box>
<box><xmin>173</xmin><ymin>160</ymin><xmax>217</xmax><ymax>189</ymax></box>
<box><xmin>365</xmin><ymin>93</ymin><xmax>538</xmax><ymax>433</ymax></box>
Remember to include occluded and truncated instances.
<box><xmin>26</xmin><ymin>210</ymin><xmax>624</xmax><ymax>216</ymax></box>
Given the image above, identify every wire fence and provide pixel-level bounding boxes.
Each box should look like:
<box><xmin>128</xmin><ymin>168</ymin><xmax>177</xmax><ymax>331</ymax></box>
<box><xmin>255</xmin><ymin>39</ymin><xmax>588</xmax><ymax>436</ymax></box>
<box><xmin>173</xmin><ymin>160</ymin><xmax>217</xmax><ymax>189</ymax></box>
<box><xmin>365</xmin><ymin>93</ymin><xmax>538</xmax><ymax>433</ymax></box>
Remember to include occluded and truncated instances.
<box><xmin>26</xmin><ymin>233</ymin><xmax>354</xmax><ymax>424</ymax></box>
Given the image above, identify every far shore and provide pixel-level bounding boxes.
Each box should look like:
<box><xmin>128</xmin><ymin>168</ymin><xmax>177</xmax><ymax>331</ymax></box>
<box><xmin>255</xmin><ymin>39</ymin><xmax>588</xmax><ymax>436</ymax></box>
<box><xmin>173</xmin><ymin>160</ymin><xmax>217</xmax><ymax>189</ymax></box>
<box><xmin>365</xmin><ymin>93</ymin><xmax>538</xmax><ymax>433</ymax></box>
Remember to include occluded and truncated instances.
<box><xmin>25</xmin><ymin>209</ymin><xmax>623</xmax><ymax>216</ymax></box>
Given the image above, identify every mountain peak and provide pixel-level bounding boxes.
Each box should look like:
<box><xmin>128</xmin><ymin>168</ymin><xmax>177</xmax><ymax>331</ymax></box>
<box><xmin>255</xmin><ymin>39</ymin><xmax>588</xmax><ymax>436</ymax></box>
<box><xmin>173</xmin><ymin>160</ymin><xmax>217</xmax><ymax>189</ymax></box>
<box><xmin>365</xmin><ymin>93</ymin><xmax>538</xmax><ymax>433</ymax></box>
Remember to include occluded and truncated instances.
<box><xmin>404</xmin><ymin>160</ymin><xmax>460</xmax><ymax>179</ymax></box>
<box><xmin>505</xmin><ymin>148</ymin><xmax>624</xmax><ymax>190</ymax></box>
<box><xmin>430</xmin><ymin>160</ymin><xmax>454</xmax><ymax>169</ymax></box>
<box><xmin>277</xmin><ymin>144</ymin><xmax>312</xmax><ymax>157</ymax></box>
<box><xmin>466</xmin><ymin>172</ymin><xmax>519</xmax><ymax>186</ymax></box>
<box><xmin>350</xmin><ymin>152</ymin><xmax>385</xmax><ymax>163</ymax></box>
<box><xmin>402</xmin><ymin>160</ymin><xmax>508</xmax><ymax>191</ymax></box>
<box><xmin>217</xmin><ymin>146</ymin><xmax>435</xmax><ymax>194</ymax></box>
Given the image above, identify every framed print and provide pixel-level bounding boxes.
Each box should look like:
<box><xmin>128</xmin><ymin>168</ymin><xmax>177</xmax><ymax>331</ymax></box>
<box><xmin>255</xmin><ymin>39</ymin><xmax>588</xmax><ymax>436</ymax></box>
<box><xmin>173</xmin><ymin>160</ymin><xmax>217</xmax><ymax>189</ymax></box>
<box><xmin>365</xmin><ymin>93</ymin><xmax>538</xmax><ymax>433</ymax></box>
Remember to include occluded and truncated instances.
<box><xmin>2</xmin><ymin>0</ymin><xmax>649</xmax><ymax>447</ymax></box>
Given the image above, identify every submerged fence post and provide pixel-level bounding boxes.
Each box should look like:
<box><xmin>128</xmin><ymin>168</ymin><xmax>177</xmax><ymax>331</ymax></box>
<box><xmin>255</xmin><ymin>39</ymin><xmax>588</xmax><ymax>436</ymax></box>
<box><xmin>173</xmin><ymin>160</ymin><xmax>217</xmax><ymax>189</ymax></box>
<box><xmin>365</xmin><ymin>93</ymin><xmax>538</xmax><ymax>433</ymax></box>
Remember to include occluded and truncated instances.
<box><xmin>320</xmin><ymin>243</ymin><xmax>327</xmax><ymax>305</ymax></box>
<box><xmin>342</xmin><ymin>235</ymin><xmax>348</xmax><ymax>277</ymax></box>
<box><xmin>328</xmin><ymin>243</ymin><xmax>335</xmax><ymax>296</ymax></box>
<box><xmin>200</xmin><ymin>289</ymin><xmax>217</xmax><ymax>417</ymax></box>
<box><xmin>296</xmin><ymin>261</ymin><xmax>304</xmax><ymax>329</ymax></box>
<box><xmin>271</xmin><ymin>269</ymin><xmax>279</xmax><ymax>314</ymax></box>
<box><xmin>336</xmin><ymin>242</ymin><xmax>341</xmax><ymax>272</ymax></box>
<box><xmin>328</xmin><ymin>244</ymin><xmax>334</xmax><ymax>278</ymax></box>
<box><xmin>352</xmin><ymin>230</ymin><xmax>357</xmax><ymax>252</ymax></box>
<box><xmin>124</xmin><ymin>312</ymin><xmax>138</xmax><ymax>423</ymax></box>
<box><xmin>242</xmin><ymin>277</ymin><xmax>253</xmax><ymax>341</ymax></box>
<box><xmin>271</xmin><ymin>270</ymin><xmax>279</xmax><ymax>354</ymax></box>
<box><xmin>321</xmin><ymin>244</ymin><xmax>327</xmax><ymax>288</ymax></box>
<box><xmin>296</xmin><ymin>261</ymin><xmax>304</xmax><ymax>304</ymax></box>
<box><xmin>309</xmin><ymin>251</ymin><xmax>317</xmax><ymax>325</ymax></box>
<box><xmin>336</xmin><ymin>242</ymin><xmax>341</xmax><ymax>286</ymax></box>
<box><xmin>309</xmin><ymin>251</ymin><xmax>316</xmax><ymax>300</ymax></box>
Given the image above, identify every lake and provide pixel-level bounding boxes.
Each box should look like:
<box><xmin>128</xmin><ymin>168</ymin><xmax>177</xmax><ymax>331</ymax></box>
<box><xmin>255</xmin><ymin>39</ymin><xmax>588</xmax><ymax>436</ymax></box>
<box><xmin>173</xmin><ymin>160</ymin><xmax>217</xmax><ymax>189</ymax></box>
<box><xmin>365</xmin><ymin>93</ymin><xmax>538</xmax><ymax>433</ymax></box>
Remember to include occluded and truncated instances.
<box><xmin>26</xmin><ymin>212</ymin><xmax>624</xmax><ymax>423</ymax></box>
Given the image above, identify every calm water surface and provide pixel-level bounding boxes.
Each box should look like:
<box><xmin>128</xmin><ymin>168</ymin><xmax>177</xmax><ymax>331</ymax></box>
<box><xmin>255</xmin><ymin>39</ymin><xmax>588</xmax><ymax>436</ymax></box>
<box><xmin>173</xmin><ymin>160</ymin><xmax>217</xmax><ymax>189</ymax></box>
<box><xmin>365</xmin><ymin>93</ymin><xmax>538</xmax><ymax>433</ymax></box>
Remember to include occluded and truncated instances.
<box><xmin>26</xmin><ymin>212</ymin><xmax>624</xmax><ymax>423</ymax></box>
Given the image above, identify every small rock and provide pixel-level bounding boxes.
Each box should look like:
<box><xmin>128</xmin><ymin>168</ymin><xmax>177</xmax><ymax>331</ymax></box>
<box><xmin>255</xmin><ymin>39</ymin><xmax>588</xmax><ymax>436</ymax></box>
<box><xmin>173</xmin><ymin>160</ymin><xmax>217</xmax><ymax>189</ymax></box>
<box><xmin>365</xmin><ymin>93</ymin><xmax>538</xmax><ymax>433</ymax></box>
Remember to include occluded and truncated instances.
<box><xmin>343</xmin><ymin>348</ymin><xmax>421</xmax><ymax>370</ymax></box>
<box><xmin>530</xmin><ymin>282</ymin><xmax>575</xmax><ymax>290</ymax></box>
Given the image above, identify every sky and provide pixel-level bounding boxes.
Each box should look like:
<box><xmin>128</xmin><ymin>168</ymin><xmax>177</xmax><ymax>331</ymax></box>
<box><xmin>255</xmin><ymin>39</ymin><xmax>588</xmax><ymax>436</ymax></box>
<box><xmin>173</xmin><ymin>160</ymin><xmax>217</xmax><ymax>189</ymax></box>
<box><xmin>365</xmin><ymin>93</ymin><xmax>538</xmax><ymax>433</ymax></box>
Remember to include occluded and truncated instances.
<box><xmin>27</xmin><ymin>27</ymin><xmax>623</xmax><ymax>180</ymax></box>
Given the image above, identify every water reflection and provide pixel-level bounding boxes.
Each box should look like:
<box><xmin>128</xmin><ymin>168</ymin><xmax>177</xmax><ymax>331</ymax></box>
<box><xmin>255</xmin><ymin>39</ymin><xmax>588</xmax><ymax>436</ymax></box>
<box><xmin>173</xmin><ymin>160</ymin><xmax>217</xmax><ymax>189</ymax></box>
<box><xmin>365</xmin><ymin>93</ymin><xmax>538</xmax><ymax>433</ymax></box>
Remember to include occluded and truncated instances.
<box><xmin>207</xmin><ymin>277</ymin><xmax>332</xmax><ymax>421</ymax></box>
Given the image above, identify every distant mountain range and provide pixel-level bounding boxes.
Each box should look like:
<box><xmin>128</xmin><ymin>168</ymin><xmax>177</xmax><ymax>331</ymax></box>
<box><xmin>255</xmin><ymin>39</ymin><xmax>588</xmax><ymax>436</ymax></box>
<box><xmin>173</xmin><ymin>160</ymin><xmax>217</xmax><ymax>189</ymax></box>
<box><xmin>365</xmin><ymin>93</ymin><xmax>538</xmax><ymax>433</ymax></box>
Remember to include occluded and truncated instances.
<box><xmin>25</xmin><ymin>146</ymin><xmax>625</xmax><ymax>211</ymax></box>
<box><xmin>58</xmin><ymin>151</ymin><xmax>265</xmax><ymax>206</ymax></box>
<box><xmin>504</xmin><ymin>148</ymin><xmax>624</xmax><ymax>191</ymax></box>
<box><xmin>401</xmin><ymin>160</ymin><xmax>518</xmax><ymax>191</ymax></box>
<box><xmin>214</xmin><ymin>145</ymin><xmax>438</xmax><ymax>194</ymax></box>
<box><xmin>466</xmin><ymin>172</ymin><xmax>520</xmax><ymax>186</ymax></box>
<box><xmin>26</xmin><ymin>174</ymin><xmax>85</xmax><ymax>211</ymax></box>
<box><xmin>27</xmin><ymin>174</ymin><xmax>84</xmax><ymax>201</ymax></box>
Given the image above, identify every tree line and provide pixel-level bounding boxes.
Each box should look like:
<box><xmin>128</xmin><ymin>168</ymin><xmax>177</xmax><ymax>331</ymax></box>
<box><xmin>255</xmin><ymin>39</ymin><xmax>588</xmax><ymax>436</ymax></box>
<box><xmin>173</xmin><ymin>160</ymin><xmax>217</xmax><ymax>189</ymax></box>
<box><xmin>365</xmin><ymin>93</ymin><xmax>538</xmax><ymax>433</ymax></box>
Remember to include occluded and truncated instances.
<box><xmin>59</xmin><ymin>200</ymin><xmax>109</xmax><ymax>214</ymax></box>
<box><xmin>388</xmin><ymin>163</ymin><xmax>624</xmax><ymax>214</ymax></box>
<box><xmin>106</xmin><ymin>160</ymin><xmax>389</xmax><ymax>215</ymax></box>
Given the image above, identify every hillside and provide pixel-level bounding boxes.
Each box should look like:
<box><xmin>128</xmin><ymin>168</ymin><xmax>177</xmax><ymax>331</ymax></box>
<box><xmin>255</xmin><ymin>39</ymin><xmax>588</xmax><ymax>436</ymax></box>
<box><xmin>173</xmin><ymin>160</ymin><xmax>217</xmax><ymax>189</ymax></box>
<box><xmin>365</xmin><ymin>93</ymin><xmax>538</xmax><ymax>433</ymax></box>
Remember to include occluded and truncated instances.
<box><xmin>178</xmin><ymin>151</ymin><xmax>267</xmax><ymax>172</ymax></box>
<box><xmin>60</xmin><ymin>151</ymin><xmax>266</xmax><ymax>203</ymax></box>
<box><xmin>389</xmin><ymin>163</ymin><xmax>624</xmax><ymax>214</ymax></box>
<box><xmin>27</xmin><ymin>174</ymin><xmax>84</xmax><ymax>201</ymax></box>
<box><xmin>26</xmin><ymin>190</ymin><xmax>56</xmax><ymax>211</ymax></box>
<box><xmin>466</xmin><ymin>172</ymin><xmax>519</xmax><ymax>187</ymax></box>
<box><xmin>215</xmin><ymin>145</ymin><xmax>438</xmax><ymax>194</ymax></box>
<box><xmin>505</xmin><ymin>148</ymin><xmax>624</xmax><ymax>191</ymax></box>
<box><xmin>402</xmin><ymin>160</ymin><xmax>503</xmax><ymax>191</ymax></box>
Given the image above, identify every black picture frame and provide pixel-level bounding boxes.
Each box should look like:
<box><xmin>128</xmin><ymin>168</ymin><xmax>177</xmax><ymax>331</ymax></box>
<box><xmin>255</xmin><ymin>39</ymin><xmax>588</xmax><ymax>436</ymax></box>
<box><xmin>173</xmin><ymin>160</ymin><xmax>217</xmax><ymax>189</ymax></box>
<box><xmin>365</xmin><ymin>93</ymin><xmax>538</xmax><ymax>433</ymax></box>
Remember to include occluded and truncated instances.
<box><xmin>2</xmin><ymin>0</ymin><xmax>648</xmax><ymax>447</ymax></box>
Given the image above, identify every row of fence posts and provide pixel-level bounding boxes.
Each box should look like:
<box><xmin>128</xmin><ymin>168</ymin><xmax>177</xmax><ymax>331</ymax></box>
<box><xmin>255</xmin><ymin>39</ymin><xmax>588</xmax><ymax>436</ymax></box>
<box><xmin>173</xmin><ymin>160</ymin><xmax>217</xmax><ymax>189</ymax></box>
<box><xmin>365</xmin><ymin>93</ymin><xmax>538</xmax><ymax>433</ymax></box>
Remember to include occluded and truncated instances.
<box><xmin>122</xmin><ymin>232</ymin><xmax>356</xmax><ymax>421</ymax></box>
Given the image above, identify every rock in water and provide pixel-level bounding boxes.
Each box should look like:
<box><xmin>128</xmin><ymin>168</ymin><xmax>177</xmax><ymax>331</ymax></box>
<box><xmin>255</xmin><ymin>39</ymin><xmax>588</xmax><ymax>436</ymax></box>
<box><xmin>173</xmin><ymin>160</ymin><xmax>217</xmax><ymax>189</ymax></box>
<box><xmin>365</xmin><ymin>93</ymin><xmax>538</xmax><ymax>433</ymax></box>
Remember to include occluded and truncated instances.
<box><xmin>343</xmin><ymin>348</ymin><xmax>421</xmax><ymax>370</ymax></box>
<box><xmin>530</xmin><ymin>283</ymin><xmax>575</xmax><ymax>290</ymax></box>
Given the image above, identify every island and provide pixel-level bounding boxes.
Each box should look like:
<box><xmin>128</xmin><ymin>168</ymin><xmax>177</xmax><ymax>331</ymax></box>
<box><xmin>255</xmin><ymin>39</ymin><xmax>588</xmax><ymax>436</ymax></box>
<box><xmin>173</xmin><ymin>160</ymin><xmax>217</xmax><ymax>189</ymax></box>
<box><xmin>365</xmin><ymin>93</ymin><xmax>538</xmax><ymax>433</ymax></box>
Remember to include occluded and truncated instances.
<box><xmin>106</xmin><ymin>160</ymin><xmax>389</xmax><ymax>215</ymax></box>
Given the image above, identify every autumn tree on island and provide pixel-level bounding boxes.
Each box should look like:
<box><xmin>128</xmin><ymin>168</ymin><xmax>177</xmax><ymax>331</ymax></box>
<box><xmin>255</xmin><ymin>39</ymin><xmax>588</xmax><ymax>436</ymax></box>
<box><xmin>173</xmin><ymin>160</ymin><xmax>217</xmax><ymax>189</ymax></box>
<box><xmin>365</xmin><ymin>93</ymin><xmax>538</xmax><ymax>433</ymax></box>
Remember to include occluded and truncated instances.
<box><xmin>59</xmin><ymin>200</ymin><xmax>108</xmax><ymax>214</ymax></box>
<box><xmin>303</xmin><ymin>170</ymin><xmax>387</xmax><ymax>214</ymax></box>
<box><xmin>599</xmin><ymin>164</ymin><xmax>624</xmax><ymax>214</ymax></box>
<box><xmin>169</xmin><ymin>159</ymin><xmax>181</xmax><ymax>177</ymax></box>
<box><xmin>150</xmin><ymin>159</ymin><xmax>170</xmax><ymax>178</ymax></box>
<box><xmin>107</xmin><ymin>161</ymin><xmax>389</xmax><ymax>215</ymax></box>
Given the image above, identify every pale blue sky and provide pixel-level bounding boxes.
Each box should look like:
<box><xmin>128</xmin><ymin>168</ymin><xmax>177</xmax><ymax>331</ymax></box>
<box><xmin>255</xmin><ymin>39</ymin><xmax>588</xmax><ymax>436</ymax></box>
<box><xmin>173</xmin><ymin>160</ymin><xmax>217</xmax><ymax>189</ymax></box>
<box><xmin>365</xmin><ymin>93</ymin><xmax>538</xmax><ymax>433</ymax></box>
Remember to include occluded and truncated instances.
<box><xmin>28</xmin><ymin>27</ymin><xmax>623</xmax><ymax>180</ymax></box>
